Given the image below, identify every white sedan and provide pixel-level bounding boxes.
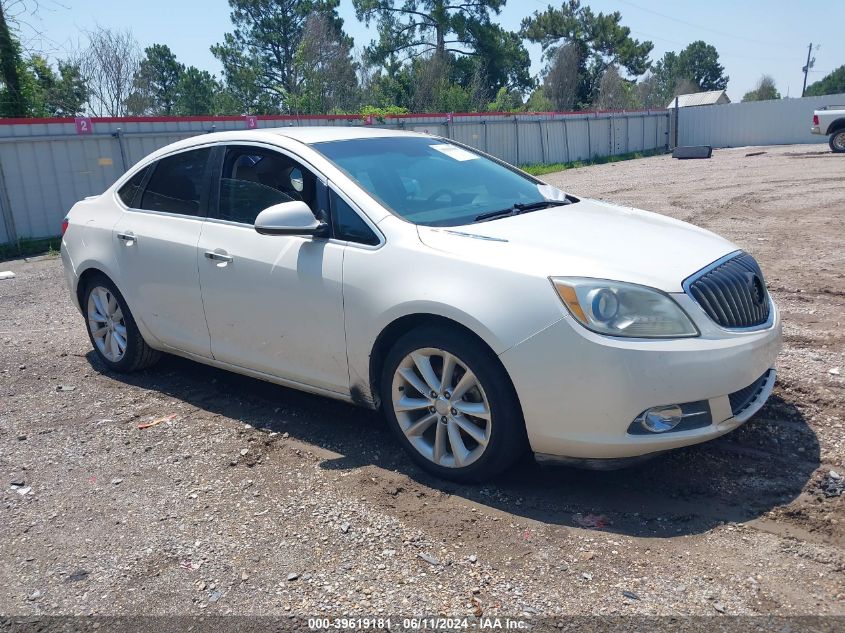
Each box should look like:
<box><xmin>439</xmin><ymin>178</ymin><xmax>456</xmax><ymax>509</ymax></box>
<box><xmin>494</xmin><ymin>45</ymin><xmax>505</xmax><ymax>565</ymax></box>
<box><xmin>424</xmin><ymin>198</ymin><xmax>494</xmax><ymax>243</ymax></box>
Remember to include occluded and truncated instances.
<box><xmin>60</xmin><ymin>127</ymin><xmax>781</xmax><ymax>481</ymax></box>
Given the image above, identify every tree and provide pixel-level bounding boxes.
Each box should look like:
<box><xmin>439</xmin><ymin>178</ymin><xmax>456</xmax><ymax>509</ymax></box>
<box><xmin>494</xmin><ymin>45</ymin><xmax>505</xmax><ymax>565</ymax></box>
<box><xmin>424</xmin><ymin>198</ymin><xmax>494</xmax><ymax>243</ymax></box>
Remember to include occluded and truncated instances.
<box><xmin>0</xmin><ymin>1</ymin><xmax>26</xmax><ymax>116</ymax></box>
<box><xmin>74</xmin><ymin>27</ymin><xmax>141</xmax><ymax>116</ymax></box>
<box><xmin>132</xmin><ymin>44</ymin><xmax>184</xmax><ymax>115</ymax></box>
<box><xmin>211</xmin><ymin>0</ymin><xmax>348</xmax><ymax>113</ymax></box>
<box><xmin>292</xmin><ymin>14</ymin><xmax>359</xmax><ymax>114</ymax></box>
<box><xmin>25</xmin><ymin>55</ymin><xmax>88</xmax><ymax>116</ymax></box>
<box><xmin>543</xmin><ymin>42</ymin><xmax>580</xmax><ymax>110</ymax></box>
<box><xmin>174</xmin><ymin>66</ymin><xmax>217</xmax><ymax>115</ymax></box>
<box><xmin>354</xmin><ymin>0</ymin><xmax>530</xmax><ymax>96</ymax></box>
<box><xmin>674</xmin><ymin>40</ymin><xmax>728</xmax><ymax>91</ymax></box>
<box><xmin>742</xmin><ymin>74</ymin><xmax>780</xmax><ymax>102</ymax></box>
<box><xmin>805</xmin><ymin>65</ymin><xmax>845</xmax><ymax>97</ymax></box>
<box><xmin>526</xmin><ymin>85</ymin><xmax>554</xmax><ymax>111</ymax></box>
<box><xmin>595</xmin><ymin>64</ymin><xmax>638</xmax><ymax>110</ymax></box>
<box><xmin>486</xmin><ymin>86</ymin><xmax>523</xmax><ymax>112</ymax></box>
<box><xmin>649</xmin><ymin>41</ymin><xmax>728</xmax><ymax>104</ymax></box>
<box><xmin>521</xmin><ymin>0</ymin><xmax>652</xmax><ymax>109</ymax></box>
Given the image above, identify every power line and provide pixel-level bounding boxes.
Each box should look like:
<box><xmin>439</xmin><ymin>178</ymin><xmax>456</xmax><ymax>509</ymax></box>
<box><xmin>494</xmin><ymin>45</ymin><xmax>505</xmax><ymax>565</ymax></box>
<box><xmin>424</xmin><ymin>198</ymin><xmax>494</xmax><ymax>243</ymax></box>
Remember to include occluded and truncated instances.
<box><xmin>616</xmin><ymin>0</ymin><xmax>782</xmax><ymax>47</ymax></box>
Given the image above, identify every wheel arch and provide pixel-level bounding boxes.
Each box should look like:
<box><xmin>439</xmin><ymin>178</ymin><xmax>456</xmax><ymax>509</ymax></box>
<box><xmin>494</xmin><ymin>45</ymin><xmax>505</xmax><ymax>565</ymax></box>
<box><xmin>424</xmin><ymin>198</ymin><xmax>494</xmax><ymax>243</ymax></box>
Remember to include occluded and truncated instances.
<box><xmin>367</xmin><ymin>312</ymin><xmax>521</xmax><ymax>414</ymax></box>
<box><xmin>826</xmin><ymin>117</ymin><xmax>845</xmax><ymax>135</ymax></box>
<box><xmin>74</xmin><ymin>264</ymin><xmax>161</xmax><ymax>350</ymax></box>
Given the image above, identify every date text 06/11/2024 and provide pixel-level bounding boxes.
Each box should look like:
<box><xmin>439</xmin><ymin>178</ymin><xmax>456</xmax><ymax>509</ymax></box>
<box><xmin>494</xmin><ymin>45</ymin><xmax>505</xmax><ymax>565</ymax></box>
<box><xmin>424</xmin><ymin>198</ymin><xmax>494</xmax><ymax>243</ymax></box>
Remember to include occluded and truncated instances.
<box><xmin>307</xmin><ymin>617</ymin><xmax>530</xmax><ymax>630</ymax></box>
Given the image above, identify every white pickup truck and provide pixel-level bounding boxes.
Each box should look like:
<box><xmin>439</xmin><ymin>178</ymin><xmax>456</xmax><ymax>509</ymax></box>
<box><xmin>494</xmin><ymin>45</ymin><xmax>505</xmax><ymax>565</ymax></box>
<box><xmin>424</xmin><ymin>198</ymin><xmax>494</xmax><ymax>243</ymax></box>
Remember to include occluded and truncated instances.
<box><xmin>811</xmin><ymin>105</ymin><xmax>845</xmax><ymax>153</ymax></box>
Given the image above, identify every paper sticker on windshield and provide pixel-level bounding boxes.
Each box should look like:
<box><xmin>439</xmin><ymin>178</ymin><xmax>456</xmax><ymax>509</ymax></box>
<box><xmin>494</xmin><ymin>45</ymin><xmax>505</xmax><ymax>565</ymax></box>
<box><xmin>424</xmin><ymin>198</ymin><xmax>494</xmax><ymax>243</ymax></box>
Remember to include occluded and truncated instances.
<box><xmin>429</xmin><ymin>143</ymin><xmax>478</xmax><ymax>161</ymax></box>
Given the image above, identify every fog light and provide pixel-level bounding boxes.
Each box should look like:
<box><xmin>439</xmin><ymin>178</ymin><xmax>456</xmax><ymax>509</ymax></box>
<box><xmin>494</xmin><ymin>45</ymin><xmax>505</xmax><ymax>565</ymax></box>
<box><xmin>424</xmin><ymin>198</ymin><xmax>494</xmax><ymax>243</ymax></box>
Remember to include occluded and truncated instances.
<box><xmin>639</xmin><ymin>405</ymin><xmax>684</xmax><ymax>433</ymax></box>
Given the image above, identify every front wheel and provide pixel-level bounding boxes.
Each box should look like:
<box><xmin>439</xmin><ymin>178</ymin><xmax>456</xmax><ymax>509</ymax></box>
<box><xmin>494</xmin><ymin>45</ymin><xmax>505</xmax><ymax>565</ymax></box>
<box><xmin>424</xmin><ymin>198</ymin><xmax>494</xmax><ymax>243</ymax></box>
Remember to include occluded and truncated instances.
<box><xmin>380</xmin><ymin>326</ymin><xmax>527</xmax><ymax>482</ymax></box>
<box><xmin>830</xmin><ymin>130</ymin><xmax>845</xmax><ymax>153</ymax></box>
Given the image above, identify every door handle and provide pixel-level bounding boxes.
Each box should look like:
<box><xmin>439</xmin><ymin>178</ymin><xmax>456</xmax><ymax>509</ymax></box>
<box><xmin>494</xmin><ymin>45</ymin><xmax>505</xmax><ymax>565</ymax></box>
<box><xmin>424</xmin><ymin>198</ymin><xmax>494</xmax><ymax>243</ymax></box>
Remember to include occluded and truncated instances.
<box><xmin>205</xmin><ymin>251</ymin><xmax>233</xmax><ymax>263</ymax></box>
<box><xmin>116</xmin><ymin>232</ymin><xmax>136</xmax><ymax>244</ymax></box>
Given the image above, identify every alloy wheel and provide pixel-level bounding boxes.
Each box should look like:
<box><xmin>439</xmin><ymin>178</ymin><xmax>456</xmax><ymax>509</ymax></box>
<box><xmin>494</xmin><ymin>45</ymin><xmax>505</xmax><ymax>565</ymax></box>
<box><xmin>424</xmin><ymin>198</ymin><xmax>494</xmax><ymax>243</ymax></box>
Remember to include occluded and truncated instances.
<box><xmin>391</xmin><ymin>347</ymin><xmax>492</xmax><ymax>468</ymax></box>
<box><xmin>834</xmin><ymin>132</ymin><xmax>845</xmax><ymax>151</ymax></box>
<box><xmin>87</xmin><ymin>285</ymin><xmax>127</xmax><ymax>362</ymax></box>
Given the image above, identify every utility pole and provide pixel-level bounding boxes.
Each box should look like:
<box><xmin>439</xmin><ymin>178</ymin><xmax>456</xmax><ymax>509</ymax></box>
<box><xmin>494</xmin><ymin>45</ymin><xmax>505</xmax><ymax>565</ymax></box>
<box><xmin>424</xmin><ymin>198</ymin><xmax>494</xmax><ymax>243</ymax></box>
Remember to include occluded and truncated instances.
<box><xmin>801</xmin><ymin>43</ymin><xmax>815</xmax><ymax>97</ymax></box>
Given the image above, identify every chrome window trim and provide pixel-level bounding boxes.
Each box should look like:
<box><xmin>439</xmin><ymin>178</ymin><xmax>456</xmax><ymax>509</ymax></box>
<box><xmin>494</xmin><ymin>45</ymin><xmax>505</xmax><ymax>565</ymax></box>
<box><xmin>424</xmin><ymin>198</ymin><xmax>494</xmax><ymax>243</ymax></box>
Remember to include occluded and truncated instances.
<box><xmin>112</xmin><ymin>141</ymin><xmax>221</xmax><ymax>213</ymax></box>
<box><xmin>682</xmin><ymin>250</ymin><xmax>775</xmax><ymax>333</ymax></box>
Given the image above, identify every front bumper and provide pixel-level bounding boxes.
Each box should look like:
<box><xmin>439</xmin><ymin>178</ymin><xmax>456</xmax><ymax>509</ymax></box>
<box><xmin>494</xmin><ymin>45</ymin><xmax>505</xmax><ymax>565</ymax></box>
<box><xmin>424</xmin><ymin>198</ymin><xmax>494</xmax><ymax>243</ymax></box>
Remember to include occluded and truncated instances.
<box><xmin>499</xmin><ymin>301</ymin><xmax>782</xmax><ymax>460</ymax></box>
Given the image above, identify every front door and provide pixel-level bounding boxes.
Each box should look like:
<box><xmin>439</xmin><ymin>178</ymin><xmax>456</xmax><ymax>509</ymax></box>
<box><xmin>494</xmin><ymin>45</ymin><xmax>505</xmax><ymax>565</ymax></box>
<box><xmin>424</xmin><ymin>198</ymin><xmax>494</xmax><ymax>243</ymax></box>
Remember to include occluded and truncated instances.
<box><xmin>196</xmin><ymin>144</ymin><xmax>349</xmax><ymax>395</ymax></box>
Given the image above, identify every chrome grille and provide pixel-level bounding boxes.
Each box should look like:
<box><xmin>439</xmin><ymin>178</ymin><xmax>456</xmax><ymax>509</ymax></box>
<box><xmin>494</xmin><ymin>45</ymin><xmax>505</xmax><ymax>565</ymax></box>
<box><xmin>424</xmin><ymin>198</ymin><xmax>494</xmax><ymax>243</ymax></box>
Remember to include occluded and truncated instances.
<box><xmin>685</xmin><ymin>252</ymin><xmax>770</xmax><ymax>328</ymax></box>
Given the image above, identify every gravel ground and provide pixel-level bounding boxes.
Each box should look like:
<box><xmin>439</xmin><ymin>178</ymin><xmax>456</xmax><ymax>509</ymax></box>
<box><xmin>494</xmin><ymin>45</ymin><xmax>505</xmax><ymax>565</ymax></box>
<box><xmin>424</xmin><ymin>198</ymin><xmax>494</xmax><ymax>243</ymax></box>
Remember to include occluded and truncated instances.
<box><xmin>0</xmin><ymin>143</ymin><xmax>843</xmax><ymax>619</ymax></box>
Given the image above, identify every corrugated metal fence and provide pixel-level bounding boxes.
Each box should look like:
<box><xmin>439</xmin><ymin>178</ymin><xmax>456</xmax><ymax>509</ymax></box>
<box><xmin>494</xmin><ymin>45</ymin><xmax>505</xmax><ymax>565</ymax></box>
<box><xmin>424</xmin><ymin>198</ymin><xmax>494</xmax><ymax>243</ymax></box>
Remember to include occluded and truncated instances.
<box><xmin>0</xmin><ymin>110</ymin><xmax>670</xmax><ymax>246</ymax></box>
<box><xmin>677</xmin><ymin>92</ymin><xmax>845</xmax><ymax>148</ymax></box>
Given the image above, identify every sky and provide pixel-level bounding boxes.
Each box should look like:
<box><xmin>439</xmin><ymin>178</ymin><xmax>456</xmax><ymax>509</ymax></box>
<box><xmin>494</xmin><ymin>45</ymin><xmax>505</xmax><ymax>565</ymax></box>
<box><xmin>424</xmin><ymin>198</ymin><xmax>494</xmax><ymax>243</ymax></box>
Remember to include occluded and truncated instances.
<box><xmin>12</xmin><ymin>0</ymin><xmax>845</xmax><ymax>102</ymax></box>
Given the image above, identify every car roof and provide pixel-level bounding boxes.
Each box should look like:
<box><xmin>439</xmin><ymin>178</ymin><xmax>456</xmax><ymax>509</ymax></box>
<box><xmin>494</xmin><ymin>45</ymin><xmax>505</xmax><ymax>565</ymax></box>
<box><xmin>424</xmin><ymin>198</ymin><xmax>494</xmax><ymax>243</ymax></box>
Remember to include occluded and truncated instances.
<box><xmin>138</xmin><ymin>125</ymin><xmax>432</xmax><ymax>166</ymax></box>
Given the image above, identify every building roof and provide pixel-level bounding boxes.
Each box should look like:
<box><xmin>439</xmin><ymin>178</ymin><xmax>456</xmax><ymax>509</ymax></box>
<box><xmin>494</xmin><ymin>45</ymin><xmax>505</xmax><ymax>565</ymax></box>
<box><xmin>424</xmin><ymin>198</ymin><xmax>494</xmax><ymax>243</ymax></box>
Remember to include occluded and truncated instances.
<box><xmin>668</xmin><ymin>90</ymin><xmax>730</xmax><ymax>108</ymax></box>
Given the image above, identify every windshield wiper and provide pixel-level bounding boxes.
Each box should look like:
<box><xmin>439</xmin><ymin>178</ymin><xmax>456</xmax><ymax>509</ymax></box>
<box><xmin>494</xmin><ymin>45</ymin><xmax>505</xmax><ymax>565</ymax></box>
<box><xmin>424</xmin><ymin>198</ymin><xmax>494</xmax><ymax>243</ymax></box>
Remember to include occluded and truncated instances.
<box><xmin>473</xmin><ymin>200</ymin><xmax>568</xmax><ymax>223</ymax></box>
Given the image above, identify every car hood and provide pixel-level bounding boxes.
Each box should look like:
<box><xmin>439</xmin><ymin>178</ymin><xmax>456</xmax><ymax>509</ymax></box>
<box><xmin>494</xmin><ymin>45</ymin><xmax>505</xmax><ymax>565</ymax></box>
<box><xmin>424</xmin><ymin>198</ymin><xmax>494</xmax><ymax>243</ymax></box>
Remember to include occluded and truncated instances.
<box><xmin>415</xmin><ymin>198</ymin><xmax>738</xmax><ymax>292</ymax></box>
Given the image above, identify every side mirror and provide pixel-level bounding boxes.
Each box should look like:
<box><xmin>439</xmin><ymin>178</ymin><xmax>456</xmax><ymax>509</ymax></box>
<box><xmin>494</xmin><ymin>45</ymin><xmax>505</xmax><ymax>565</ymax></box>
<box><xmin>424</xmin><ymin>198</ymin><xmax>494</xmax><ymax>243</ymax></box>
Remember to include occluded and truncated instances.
<box><xmin>254</xmin><ymin>201</ymin><xmax>329</xmax><ymax>238</ymax></box>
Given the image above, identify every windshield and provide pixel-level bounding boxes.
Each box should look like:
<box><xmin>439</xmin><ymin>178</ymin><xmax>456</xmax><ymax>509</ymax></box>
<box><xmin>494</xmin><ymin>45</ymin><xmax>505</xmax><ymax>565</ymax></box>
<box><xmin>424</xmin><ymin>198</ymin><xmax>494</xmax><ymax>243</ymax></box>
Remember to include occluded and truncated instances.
<box><xmin>312</xmin><ymin>136</ymin><xmax>567</xmax><ymax>227</ymax></box>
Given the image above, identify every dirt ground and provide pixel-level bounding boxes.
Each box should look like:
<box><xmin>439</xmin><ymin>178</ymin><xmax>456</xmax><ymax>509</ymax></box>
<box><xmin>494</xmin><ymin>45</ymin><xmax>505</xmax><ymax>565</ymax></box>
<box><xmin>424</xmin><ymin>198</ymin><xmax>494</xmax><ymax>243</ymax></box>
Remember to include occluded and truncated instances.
<box><xmin>0</xmin><ymin>143</ymin><xmax>843</xmax><ymax>619</ymax></box>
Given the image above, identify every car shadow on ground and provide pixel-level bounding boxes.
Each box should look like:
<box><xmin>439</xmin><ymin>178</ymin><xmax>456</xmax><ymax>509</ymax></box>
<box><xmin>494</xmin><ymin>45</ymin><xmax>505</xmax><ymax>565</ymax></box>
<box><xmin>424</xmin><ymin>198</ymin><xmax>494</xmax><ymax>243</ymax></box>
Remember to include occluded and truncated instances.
<box><xmin>91</xmin><ymin>352</ymin><xmax>821</xmax><ymax>539</ymax></box>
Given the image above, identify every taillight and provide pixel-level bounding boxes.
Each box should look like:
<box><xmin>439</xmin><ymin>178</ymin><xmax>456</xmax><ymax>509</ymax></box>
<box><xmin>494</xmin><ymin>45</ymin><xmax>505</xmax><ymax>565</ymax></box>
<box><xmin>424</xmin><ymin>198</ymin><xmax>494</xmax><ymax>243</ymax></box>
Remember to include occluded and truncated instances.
<box><xmin>813</xmin><ymin>114</ymin><xmax>819</xmax><ymax>125</ymax></box>
<box><xmin>61</xmin><ymin>219</ymin><xmax>69</xmax><ymax>236</ymax></box>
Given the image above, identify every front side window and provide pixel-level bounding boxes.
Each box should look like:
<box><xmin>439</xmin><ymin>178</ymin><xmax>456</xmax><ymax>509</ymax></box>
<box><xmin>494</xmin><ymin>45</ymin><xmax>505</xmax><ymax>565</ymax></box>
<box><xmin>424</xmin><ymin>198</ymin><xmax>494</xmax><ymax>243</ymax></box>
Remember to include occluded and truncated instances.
<box><xmin>313</xmin><ymin>137</ymin><xmax>566</xmax><ymax>227</ymax></box>
<box><xmin>139</xmin><ymin>148</ymin><xmax>212</xmax><ymax>216</ymax></box>
<box><xmin>216</xmin><ymin>146</ymin><xmax>319</xmax><ymax>224</ymax></box>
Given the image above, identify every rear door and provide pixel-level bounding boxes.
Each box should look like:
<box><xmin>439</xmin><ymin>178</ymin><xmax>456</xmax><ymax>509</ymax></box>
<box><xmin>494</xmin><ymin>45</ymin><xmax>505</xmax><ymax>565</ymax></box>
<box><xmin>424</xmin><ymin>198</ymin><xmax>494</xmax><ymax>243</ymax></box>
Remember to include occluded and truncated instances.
<box><xmin>112</xmin><ymin>146</ymin><xmax>214</xmax><ymax>357</ymax></box>
<box><xmin>196</xmin><ymin>143</ymin><xmax>349</xmax><ymax>394</ymax></box>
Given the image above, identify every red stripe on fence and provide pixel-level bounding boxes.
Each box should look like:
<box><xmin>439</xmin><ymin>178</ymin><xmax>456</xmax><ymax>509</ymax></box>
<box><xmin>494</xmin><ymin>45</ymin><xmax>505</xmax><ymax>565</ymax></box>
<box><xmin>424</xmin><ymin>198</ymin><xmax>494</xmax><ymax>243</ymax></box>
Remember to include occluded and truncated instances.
<box><xmin>0</xmin><ymin>109</ymin><xmax>668</xmax><ymax>126</ymax></box>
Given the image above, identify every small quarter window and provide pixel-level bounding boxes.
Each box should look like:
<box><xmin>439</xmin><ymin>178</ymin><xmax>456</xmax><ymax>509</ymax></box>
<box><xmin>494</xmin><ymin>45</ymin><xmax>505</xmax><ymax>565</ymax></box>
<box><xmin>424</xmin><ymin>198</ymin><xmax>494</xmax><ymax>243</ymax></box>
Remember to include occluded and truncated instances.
<box><xmin>330</xmin><ymin>190</ymin><xmax>379</xmax><ymax>246</ymax></box>
<box><xmin>117</xmin><ymin>165</ymin><xmax>149</xmax><ymax>207</ymax></box>
<box><xmin>139</xmin><ymin>148</ymin><xmax>211</xmax><ymax>216</ymax></box>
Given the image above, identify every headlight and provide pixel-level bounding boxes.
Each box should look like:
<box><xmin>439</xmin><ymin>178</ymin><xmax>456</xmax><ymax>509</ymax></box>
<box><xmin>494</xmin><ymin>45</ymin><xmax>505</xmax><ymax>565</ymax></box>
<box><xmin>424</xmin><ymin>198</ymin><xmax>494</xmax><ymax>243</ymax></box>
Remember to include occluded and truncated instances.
<box><xmin>551</xmin><ymin>277</ymin><xmax>699</xmax><ymax>338</ymax></box>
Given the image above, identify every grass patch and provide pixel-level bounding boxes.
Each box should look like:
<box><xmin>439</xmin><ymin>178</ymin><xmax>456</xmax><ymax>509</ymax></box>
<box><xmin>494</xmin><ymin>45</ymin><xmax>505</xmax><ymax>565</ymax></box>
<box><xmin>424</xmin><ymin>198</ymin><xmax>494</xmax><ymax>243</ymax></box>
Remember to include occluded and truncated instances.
<box><xmin>521</xmin><ymin>148</ymin><xmax>664</xmax><ymax>176</ymax></box>
<box><xmin>0</xmin><ymin>236</ymin><xmax>62</xmax><ymax>262</ymax></box>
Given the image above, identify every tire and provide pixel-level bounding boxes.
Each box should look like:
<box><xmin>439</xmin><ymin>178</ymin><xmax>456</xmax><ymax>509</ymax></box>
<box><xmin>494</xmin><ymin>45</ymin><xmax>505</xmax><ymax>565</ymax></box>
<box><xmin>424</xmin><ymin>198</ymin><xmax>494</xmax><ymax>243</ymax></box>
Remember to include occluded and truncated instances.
<box><xmin>830</xmin><ymin>130</ymin><xmax>845</xmax><ymax>153</ymax></box>
<box><xmin>380</xmin><ymin>325</ymin><xmax>527</xmax><ymax>482</ymax></box>
<box><xmin>82</xmin><ymin>273</ymin><xmax>160</xmax><ymax>373</ymax></box>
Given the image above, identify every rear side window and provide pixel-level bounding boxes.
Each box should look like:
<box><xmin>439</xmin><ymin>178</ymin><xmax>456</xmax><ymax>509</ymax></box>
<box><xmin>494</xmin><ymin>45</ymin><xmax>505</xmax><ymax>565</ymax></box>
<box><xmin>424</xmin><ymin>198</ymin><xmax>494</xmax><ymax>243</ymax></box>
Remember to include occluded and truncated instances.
<box><xmin>117</xmin><ymin>165</ymin><xmax>149</xmax><ymax>207</ymax></box>
<box><xmin>139</xmin><ymin>148</ymin><xmax>211</xmax><ymax>216</ymax></box>
<box><xmin>330</xmin><ymin>190</ymin><xmax>379</xmax><ymax>246</ymax></box>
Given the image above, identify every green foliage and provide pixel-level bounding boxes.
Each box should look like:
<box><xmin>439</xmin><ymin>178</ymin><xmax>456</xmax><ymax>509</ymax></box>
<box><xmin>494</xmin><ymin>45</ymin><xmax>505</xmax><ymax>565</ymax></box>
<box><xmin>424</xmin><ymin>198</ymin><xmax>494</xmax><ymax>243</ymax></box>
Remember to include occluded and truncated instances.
<box><xmin>647</xmin><ymin>41</ymin><xmax>728</xmax><ymax>104</ymax></box>
<box><xmin>805</xmin><ymin>65</ymin><xmax>845</xmax><ymax>97</ymax></box>
<box><xmin>290</xmin><ymin>14</ymin><xmax>359</xmax><ymax>114</ymax></box>
<box><xmin>174</xmin><ymin>67</ymin><xmax>218</xmax><ymax>115</ymax></box>
<box><xmin>521</xmin><ymin>0</ymin><xmax>652</xmax><ymax>109</ymax></box>
<box><xmin>354</xmin><ymin>0</ymin><xmax>530</xmax><ymax>98</ymax></box>
<box><xmin>0</xmin><ymin>235</ymin><xmax>62</xmax><ymax>261</ymax></box>
<box><xmin>0</xmin><ymin>4</ymin><xmax>27</xmax><ymax>118</ymax></box>
<box><xmin>211</xmin><ymin>0</ymin><xmax>348</xmax><ymax>114</ymax></box>
<box><xmin>520</xmin><ymin>148</ymin><xmax>662</xmax><ymax>176</ymax></box>
<box><xmin>360</xmin><ymin>104</ymin><xmax>409</xmax><ymax>122</ymax></box>
<box><xmin>132</xmin><ymin>44</ymin><xmax>185</xmax><ymax>115</ymax></box>
<box><xmin>742</xmin><ymin>75</ymin><xmax>780</xmax><ymax>102</ymax></box>
<box><xmin>486</xmin><ymin>86</ymin><xmax>523</xmax><ymax>112</ymax></box>
<box><xmin>526</xmin><ymin>86</ymin><xmax>554</xmax><ymax>111</ymax></box>
<box><xmin>674</xmin><ymin>41</ymin><xmax>728</xmax><ymax>91</ymax></box>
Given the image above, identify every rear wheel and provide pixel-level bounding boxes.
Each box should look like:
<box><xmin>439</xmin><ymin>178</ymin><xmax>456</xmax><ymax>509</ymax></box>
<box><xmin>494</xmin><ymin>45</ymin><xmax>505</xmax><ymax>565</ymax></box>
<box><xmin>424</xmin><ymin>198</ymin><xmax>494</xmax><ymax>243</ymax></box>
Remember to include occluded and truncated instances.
<box><xmin>380</xmin><ymin>326</ymin><xmax>526</xmax><ymax>482</ymax></box>
<box><xmin>830</xmin><ymin>130</ymin><xmax>845</xmax><ymax>153</ymax></box>
<box><xmin>83</xmin><ymin>274</ymin><xmax>160</xmax><ymax>372</ymax></box>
